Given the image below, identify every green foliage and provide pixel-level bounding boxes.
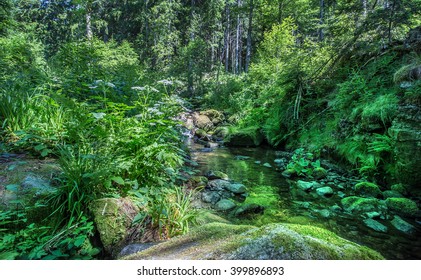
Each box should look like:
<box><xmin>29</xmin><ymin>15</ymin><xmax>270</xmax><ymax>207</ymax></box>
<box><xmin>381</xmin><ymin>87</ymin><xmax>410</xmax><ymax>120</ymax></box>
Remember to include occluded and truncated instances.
<box><xmin>0</xmin><ymin>32</ymin><xmax>46</xmax><ymax>83</ymax></box>
<box><xmin>0</xmin><ymin>210</ymin><xmax>99</xmax><ymax>260</ymax></box>
<box><xmin>134</xmin><ymin>187</ymin><xmax>200</xmax><ymax>239</ymax></box>
<box><xmin>285</xmin><ymin>148</ymin><xmax>322</xmax><ymax>178</ymax></box>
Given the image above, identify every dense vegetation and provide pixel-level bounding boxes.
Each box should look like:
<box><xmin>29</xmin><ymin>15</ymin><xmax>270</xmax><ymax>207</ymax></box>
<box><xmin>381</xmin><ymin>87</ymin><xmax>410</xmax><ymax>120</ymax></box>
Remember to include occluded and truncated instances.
<box><xmin>0</xmin><ymin>0</ymin><xmax>420</xmax><ymax>259</ymax></box>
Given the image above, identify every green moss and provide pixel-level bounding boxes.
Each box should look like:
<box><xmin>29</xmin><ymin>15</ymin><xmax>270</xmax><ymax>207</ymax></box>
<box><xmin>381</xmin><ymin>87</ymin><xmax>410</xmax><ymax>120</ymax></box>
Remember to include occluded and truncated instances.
<box><xmin>390</xmin><ymin>183</ymin><xmax>408</xmax><ymax>195</ymax></box>
<box><xmin>341</xmin><ymin>196</ymin><xmax>384</xmax><ymax>214</ymax></box>
<box><xmin>122</xmin><ymin>222</ymin><xmax>383</xmax><ymax>260</ymax></box>
<box><xmin>312</xmin><ymin>167</ymin><xmax>327</xmax><ymax>179</ymax></box>
<box><xmin>190</xmin><ymin>176</ymin><xmax>208</xmax><ymax>188</ymax></box>
<box><xmin>90</xmin><ymin>198</ymin><xmax>139</xmax><ymax>256</ymax></box>
<box><xmin>386</xmin><ymin>198</ymin><xmax>419</xmax><ymax>217</ymax></box>
<box><xmin>355</xmin><ymin>182</ymin><xmax>382</xmax><ymax>198</ymax></box>
<box><xmin>224</xmin><ymin>126</ymin><xmax>264</xmax><ymax>147</ymax></box>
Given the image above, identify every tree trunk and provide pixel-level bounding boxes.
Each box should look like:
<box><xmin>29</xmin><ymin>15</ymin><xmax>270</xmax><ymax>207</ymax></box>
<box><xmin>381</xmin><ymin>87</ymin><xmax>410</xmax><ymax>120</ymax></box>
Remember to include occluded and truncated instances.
<box><xmin>362</xmin><ymin>0</ymin><xmax>368</xmax><ymax>17</ymax></box>
<box><xmin>319</xmin><ymin>0</ymin><xmax>324</xmax><ymax>41</ymax></box>
<box><xmin>188</xmin><ymin>0</ymin><xmax>195</xmax><ymax>96</ymax></box>
<box><xmin>235</xmin><ymin>0</ymin><xmax>242</xmax><ymax>74</ymax></box>
<box><xmin>86</xmin><ymin>3</ymin><xmax>93</xmax><ymax>40</ymax></box>
<box><xmin>224</xmin><ymin>0</ymin><xmax>230</xmax><ymax>72</ymax></box>
<box><xmin>245</xmin><ymin>0</ymin><xmax>253</xmax><ymax>73</ymax></box>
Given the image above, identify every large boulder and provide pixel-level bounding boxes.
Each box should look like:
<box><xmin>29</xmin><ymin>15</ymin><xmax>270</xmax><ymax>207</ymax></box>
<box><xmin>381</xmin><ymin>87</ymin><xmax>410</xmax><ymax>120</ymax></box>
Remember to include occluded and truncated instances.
<box><xmin>90</xmin><ymin>198</ymin><xmax>141</xmax><ymax>257</ymax></box>
<box><xmin>200</xmin><ymin>109</ymin><xmax>225</xmax><ymax>125</ymax></box>
<box><xmin>224</xmin><ymin>126</ymin><xmax>264</xmax><ymax>147</ymax></box>
<box><xmin>122</xmin><ymin>222</ymin><xmax>383</xmax><ymax>260</ymax></box>
<box><xmin>341</xmin><ymin>196</ymin><xmax>387</xmax><ymax>215</ymax></box>
<box><xmin>355</xmin><ymin>182</ymin><xmax>382</xmax><ymax>198</ymax></box>
<box><xmin>385</xmin><ymin>198</ymin><xmax>419</xmax><ymax>218</ymax></box>
<box><xmin>193</xmin><ymin>113</ymin><xmax>214</xmax><ymax>131</ymax></box>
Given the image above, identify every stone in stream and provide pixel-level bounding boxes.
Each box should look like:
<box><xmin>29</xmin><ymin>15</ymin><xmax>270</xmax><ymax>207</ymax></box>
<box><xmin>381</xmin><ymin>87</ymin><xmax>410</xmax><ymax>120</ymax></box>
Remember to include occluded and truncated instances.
<box><xmin>207</xmin><ymin>179</ymin><xmax>231</xmax><ymax>191</ymax></box>
<box><xmin>296</xmin><ymin>180</ymin><xmax>321</xmax><ymax>192</ymax></box>
<box><xmin>225</xmin><ymin>183</ymin><xmax>246</xmax><ymax>194</ymax></box>
<box><xmin>363</xmin><ymin>219</ymin><xmax>388</xmax><ymax>233</ymax></box>
<box><xmin>390</xmin><ymin>216</ymin><xmax>416</xmax><ymax>235</ymax></box>
<box><xmin>201</xmin><ymin>191</ymin><xmax>222</xmax><ymax>204</ymax></box>
<box><xmin>215</xmin><ymin>199</ymin><xmax>237</xmax><ymax>211</ymax></box>
<box><xmin>316</xmin><ymin>186</ymin><xmax>334</xmax><ymax>197</ymax></box>
<box><xmin>354</xmin><ymin>182</ymin><xmax>382</xmax><ymax>198</ymax></box>
<box><xmin>341</xmin><ymin>196</ymin><xmax>387</xmax><ymax>215</ymax></box>
<box><xmin>263</xmin><ymin>163</ymin><xmax>272</xmax><ymax>168</ymax></box>
<box><xmin>385</xmin><ymin>197</ymin><xmax>419</xmax><ymax>218</ymax></box>
<box><xmin>382</xmin><ymin>190</ymin><xmax>404</xmax><ymax>199</ymax></box>
<box><xmin>206</xmin><ymin>171</ymin><xmax>229</xmax><ymax>180</ymax></box>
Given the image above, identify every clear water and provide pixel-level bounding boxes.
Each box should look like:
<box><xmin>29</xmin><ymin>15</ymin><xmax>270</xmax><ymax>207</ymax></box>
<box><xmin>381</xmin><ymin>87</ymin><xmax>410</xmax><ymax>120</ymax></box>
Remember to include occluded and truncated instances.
<box><xmin>188</xmin><ymin>140</ymin><xmax>421</xmax><ymax>260</ymax></box>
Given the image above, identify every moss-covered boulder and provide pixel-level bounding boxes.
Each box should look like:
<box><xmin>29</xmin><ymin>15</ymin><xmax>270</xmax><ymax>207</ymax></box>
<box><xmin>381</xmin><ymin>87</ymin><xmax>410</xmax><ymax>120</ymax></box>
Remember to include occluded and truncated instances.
<box><xmin>193</xmin><ymin>113</ymin><xmax>214</xmax><ymax>131</ymax></box>
<box><xmin>90</xmin><ymin>198</ymin><xmax>141</xmax><ymax>257</ymax></box>
<box><xmin>312</xmin><ymin>167</ymin><xmax>328</xmax><ymax>179</ymax></box>
<box><xmin>200</xmin><ymin>109</ymin><xmax>225</xmax><ymax>125</ymax></box>
<box><xmin>189</xmin><ymin>176</ymin><xmax>208</xmax><ymax>189</ymax></box>
<box><xmin>355</xmin><ymin>182</ymin><xmax>382</xmax><ymax>198</ymax></box>
<box><xmin>122</xmin><ymin>222</ymin><xmax>383</xmax><ymax>260</ymax></box>
<box><xmin>224</xmin><ymin>126</ymin><xmax>264</xmax><ymax>147</ymax></box>
<box><xmin>385</xmin><ymin>198</ymin><xmax>419</xmax><ymax>217</ymax></box>
<box><xmin>341</xmin><ymin>196</ymin><xmax>386</xmax><ymax>215</ymax></box>
<box><xmin>213</xmin><ymin>126</ymin><xmax>230</xmax><ymax>141</ymax></box>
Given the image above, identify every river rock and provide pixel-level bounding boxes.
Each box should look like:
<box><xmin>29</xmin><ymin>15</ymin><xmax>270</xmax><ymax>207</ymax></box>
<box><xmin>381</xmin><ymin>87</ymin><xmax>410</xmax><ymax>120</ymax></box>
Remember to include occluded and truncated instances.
<box><xmin>382</xmin><ymin>190</ymin><xmax>404</xmax><ymax>199</ymax></box>
<box><xmin>354</xmin><ymin>182</ymin><xmax>382</xmax><ymax>198</ymax></box>
<box><xmin>118</xmin><ymin>243</ymin><xmax>158</xmax><ymax>258</ymax></box>
<box><xmin>390</xmin><ymin>216</ymin><xmax>416</xmax><ymax>234</ymax></box>
<box><xmin>385</xmin><ymin>198</ymin><xmax>419</xmax><ymax>217</ymax></box>
<box><xmin>122</xmin><ymin>222</ymin><xmax>384</xmax><ymax>260</ymax></box>
<box><xmin>312</xmin><ymin>167</ymin><xmax>328</xmax><ymax>179</ymax></box>
<box><xmin>90</xmin><ymin>197</ymin><xmax>141</xmax><ymax>257</ymax></box>
<box><xmin>207</xmin><ymin>179</ymin><xmax>231</xmax><ymax>191</ymax></box>
<box><xmin>363</xmin><ymin>219</ymin><xmax>388</xmax><ymax>233</ymax></box>
<box><xmin>281</xmin><ymin>168</ymin><xmax>297</xmax><ymax>178</ymax></box>
<box><xmin>232</xmin><ymin>203</ymin><xmax>265</xmax><ymax>217</ymax></box>
<box><xmin>206</xmin><ymin>171</ymin><xmax>229</xmax><ymax>180</ymax></box>
<box><xmin>215</xmin><ymin>199</ymin><xmax>237</xmax><ymax>211</ymax></box>
<box><xmin>201</xmin><ymin>191</ymin><xmax>222</xmax><ymax>204</ymax></box>
<box><xmin>193</xmin><ymin>113</ymin><xmax>214</xmax><ymax>131</ymax></box>
<box><xmin>225</xmin><ymin>183</ymin><xmax>246</xmax><ymax>194</ymax></box>
<box><xmin>316</xmin><ymin>187</ymin><xmax>334</xmax><ymax>197</ymax></box>
<box><xmin>341</xmin><ymin>196</ymin><xmax>386</xmax><ymax>215</ymax></box>
<box><xmin>296</xmin><ymin>180</ymin><xmax>321</xmax><ymax>192</ymax></box>
<box><xmin>200</xmin><ymin>109</ymin><xmax>225</xmax><ymax>125</ymax></box>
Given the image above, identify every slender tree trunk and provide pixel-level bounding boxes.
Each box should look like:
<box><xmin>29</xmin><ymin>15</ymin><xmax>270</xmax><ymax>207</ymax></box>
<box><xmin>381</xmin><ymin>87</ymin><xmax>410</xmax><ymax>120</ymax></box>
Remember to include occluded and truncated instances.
<box><xmin>245</xmin><ymin>0</ymin><xmax>253</xmax><ymax>73</ymax></box>
<box><xmin>86</xmin><ymin>2</ymin><xmax>93</xmax><ymax>40</ymax></box>
<box><xmin>224</xmin><ymin>0</ymin><xmax>230</xmax><ymax>72</ymax></box>
<box><xmin>188</xmin><ymin>0</ymin><xmax>195</xmax><ymax>96</ymax></box>
<box><xmin>235</xmin><ymin>0</ymin><xmax>242</xmax><ymax>74</ymax></box>
<box><xmin>387</xmin><ymin>0</ymin><xmax>396</xmax><ymax>44</ymax></box>
<box><xmin>319</xmin><ymin>0</ymin><xmax>325</xmax><ymax>41</ymax></box>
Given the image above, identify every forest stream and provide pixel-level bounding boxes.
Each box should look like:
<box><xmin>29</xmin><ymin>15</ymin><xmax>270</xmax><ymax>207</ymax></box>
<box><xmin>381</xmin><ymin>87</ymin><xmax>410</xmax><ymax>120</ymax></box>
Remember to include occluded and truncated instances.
<box><xmin>187</xmin><ymin>138</ymin><xmax>421</xmax><ymax>260</ymax></box>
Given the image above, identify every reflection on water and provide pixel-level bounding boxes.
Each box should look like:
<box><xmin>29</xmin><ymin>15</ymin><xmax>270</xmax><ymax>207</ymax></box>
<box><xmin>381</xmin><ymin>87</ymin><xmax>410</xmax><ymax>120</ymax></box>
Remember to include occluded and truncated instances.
<box><xmin>188</xmin><ymin>140</ymin><xmax>421</xmax><ymax>260</ymax></box>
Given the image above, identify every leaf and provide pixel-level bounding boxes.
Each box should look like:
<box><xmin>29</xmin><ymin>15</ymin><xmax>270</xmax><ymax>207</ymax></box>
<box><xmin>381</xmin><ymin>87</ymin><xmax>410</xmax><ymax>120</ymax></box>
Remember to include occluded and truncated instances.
<box><xmin>34</xmin><ymin>144</ymin><xmax>46</xmax><ymax>151</ymax></box>
<box><xmin>111</xmin><ymin>176</ymin><xmax>125</xmax><ymax>185</ymax></box>
<box><xmin>41</xmin><ymin>149</ymin><xmax>52</xmax><ymax>157</ymax></box>
<box><xmin>0</xmin><ymin>251</ymin><xmax>19</xmax><ymax>260</ymax></box>
<box><xmin>74</xmin><ymin>235</ymin><xmax>86</xmax><ymax>247</ymax></box>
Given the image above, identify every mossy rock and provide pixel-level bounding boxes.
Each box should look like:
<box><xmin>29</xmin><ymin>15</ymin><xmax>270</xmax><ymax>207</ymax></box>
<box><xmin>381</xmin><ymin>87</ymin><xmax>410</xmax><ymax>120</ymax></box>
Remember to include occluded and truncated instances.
<box><xmin>385</xmin><ymin>198</ymin><xmax>419</xmax><ymax>217</ymax></box>
<box><xmin>355</xmin><ymin>182</ymin><xmax>382</xmax><ymax>198</ymax></box>
<box><xmin>341</xmin><ymin>196</ymin><xmax>386</xmax><ymax>214</ymax></box>
<box><xmin>194</xmin><ymin>114</ymin><xmax>214</xmax><ymax>131</ymax></box>
<box><xmin>224</xmin><ymin>126</ymin><xmax>264</xmax><ymax>147</ymax></box>
<box><xmin>190</xmin><ymin>176</ymin><xmax>208</xmax><ymax>188</ymax></box>
<box><xmin>312</xmin><ymin>167</ymin><xmax>328</xmax><ymax>179</ymax></box>
<box><xmin>122</xmin><ymin>222</ymin><xmax>383</xmax><ymax>260</ymax></box>
<box><xmin>200</xmin><ymin>109</ymin><xmax>225</xmax><ymax>125</ymax></box>
<box><xmin>390</xmin><ymin>184</ymin><xmax>408</xmax><ymax>196</ymax></box>
<box><xmin>213</xmin><ymin>126</ymin><xmax>230</xmax><ymax>140</ymax></box>
<box><xmin>90</xmin><ymin>198</ymin><xmax>141</xmax><ymax>257</ymax></box>
<box><xmin>194</xmin><ymin>129</ymin><xmax>208</xmax><ymax>139</ymax></box>
<box><xmin>281</xmin><ymin>168</ymin><xmax>297</xmax><ymax>178</ymax></box>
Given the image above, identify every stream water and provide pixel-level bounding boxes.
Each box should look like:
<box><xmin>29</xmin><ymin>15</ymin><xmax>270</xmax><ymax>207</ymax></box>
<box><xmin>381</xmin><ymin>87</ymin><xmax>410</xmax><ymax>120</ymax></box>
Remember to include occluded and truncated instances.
<box><xmin>188</xmin><ymin>139</ymin><xmax>421</xmax><ymax>260</ymax></box>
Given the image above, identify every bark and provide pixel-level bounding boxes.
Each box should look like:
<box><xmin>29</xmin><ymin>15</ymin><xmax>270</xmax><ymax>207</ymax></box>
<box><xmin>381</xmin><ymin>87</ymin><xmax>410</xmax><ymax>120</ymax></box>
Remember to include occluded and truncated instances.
<box><xmin>224</xmin><ymin>0</ymin><xmax>230</xmax><ymax>72</ymax></box>
<box><xmin>319</xmin><ymin>0</ymin><xmax>325</xmax><ymax>41</ymax></box>
<box><xmin>245</xmin><ymin>0</ymin><xmax>254</xmax><ymax>73</ymax></box>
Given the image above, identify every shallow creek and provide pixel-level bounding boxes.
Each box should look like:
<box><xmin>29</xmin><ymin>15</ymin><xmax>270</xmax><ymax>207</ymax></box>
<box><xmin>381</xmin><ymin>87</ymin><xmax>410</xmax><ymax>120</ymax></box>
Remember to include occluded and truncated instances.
<box><xmin>187</xmin><ymin>139</ymin><xmax>421</xmax><ymax>260</ymax></box>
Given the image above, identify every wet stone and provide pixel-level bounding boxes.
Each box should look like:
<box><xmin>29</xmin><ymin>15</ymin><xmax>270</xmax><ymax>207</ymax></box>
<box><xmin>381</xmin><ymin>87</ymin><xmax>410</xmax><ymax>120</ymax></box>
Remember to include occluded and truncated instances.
<box><xmin>364</xmin><ymin>219</ymin><xmax>388</xmax><ymax>233</ymax></box>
